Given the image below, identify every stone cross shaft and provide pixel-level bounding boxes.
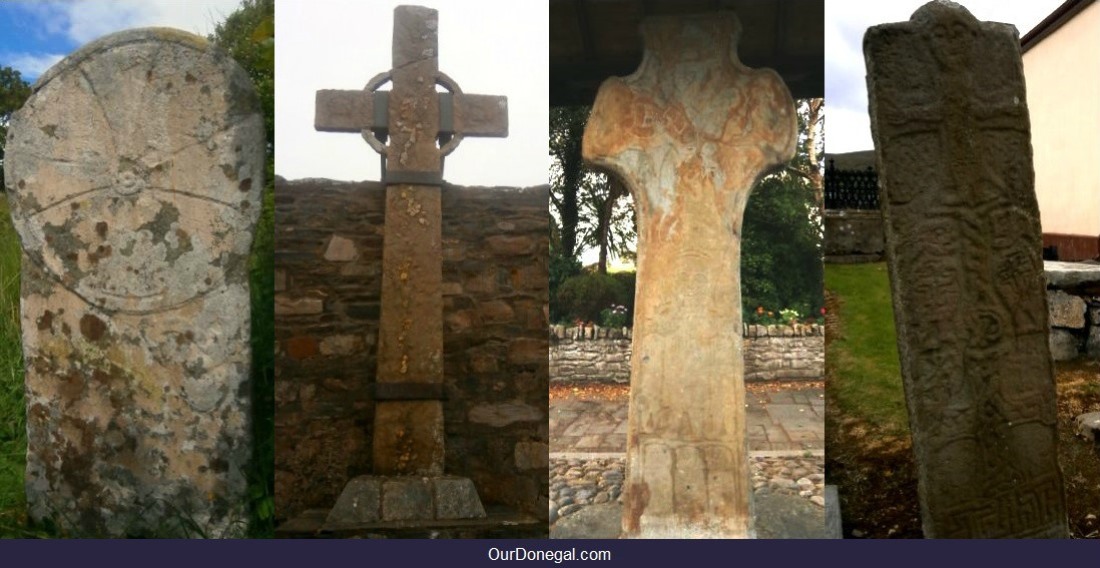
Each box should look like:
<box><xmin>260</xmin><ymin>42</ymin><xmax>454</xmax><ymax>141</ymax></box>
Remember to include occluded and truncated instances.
<box><xmin>314</xmin><ymin>5</ymin><xmax>506</xmax><ymax>478</ymax></box>
<box><xmin>865</xmin><ymin>1</ymin><xmax>1067</xmax><ymax>538</ymax></box>
<box><xmin>583</xmin><ymin>12</ymin><xmax>795</xmax><ymax>538</ymax></box>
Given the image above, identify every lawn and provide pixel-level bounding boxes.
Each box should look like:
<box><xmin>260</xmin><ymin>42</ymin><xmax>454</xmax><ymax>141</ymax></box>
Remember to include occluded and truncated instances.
<box><xmin>823</xmin><ymin>263</ymin><xmax>908</xmax><ymax>436</ymax></box>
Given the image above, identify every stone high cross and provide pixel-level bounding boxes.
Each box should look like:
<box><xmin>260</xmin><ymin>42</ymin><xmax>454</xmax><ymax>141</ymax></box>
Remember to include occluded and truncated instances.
<box><xmin>313</xmin><ymin>5</ymin><xmax>507</xmax><ymax>523</ymax></box>
<box><xmin>584</xmin><ymin>12</ymin><xmax>795</xmax><ymax>538</ymax></box>
<box><xmin>866</xmin><ymin>1</ymin><xmax>1067</xmax><ymax>538</ymax></box>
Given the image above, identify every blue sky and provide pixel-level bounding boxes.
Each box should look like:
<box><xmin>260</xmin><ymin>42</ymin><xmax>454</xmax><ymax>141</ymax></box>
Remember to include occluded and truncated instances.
<box><xmin>0</xmin><ymin>1</ymin><xmax>244</xmax><ymax>83</ymax></box>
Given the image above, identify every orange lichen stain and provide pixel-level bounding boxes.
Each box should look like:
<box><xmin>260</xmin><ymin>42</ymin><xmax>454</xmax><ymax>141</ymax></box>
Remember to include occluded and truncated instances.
<box><xmin>623</xmin><ymin>481</ymin><xmax>651</xmax><ymax>534</ymax></box>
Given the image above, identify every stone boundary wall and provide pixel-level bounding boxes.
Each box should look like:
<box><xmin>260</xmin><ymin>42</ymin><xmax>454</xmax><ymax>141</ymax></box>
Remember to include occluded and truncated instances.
<box><xmin>824</xmin><ymin>209</ymin><xmax>884</xmax><ymax>264</ymax></box>
<box><xmin>549</xmin><ymin>324</ymin><xmax>824</xmax><ymax>384</ymax></box>
<box><xmin>274</xmin><ymin>178</ymin><xmax>549</xmax><ymax>524</ymax></box>
<box><xmin>1045</xmin><ymin>262</ymin><xmax>1100</xmax><ymax>361</ymax></box>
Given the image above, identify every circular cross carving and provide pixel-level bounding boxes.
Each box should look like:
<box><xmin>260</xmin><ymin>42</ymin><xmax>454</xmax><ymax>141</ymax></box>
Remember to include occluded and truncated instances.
<box><xmin>360</xmin><ymin>69</ymin><xmax>467</xmax><ymax>157</ymax></box>
<box><xmin>4</xmin><ymin>29</ymin><xmax>264</xmax><ymax>314</ymax></box>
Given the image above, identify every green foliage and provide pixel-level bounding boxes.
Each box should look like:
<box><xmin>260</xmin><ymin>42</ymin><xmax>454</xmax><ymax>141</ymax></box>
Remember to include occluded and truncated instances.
<box><xmin>245</xmin><ymin>183</ymin><xmax>274</xmax><ymax>538</ymax></box>
<box><xmin>741</xmin><ymin>171</ymin><xmax>824</xmax><ymax>318</ymax></box>
<box><xmin>550</xmin><ymin>106</ymin><xmax>635</xmax><ymax>273</ymax></box>
<box><xmin>208</xmin><ymin>0</ymin><xmax>274</xmax><ymax>538</ymax></box>
<box><xmin>209</xmin><ymin>0</ymin><xmax>274</xmax><ymax>185</ymax></box>
<box><xmin>741</xmin><ymin>98</ymin><xmax>824</xmax><ymax>320</ymax></box>
<box><xmin>549</xmin><ymin>106</ymin><xmax>588</xmax><ymax>259</ymax></box>
<box><xmin>0</xmin><ymin>196</ymin><xmax>30</xmax><ymax>536</ymax></box>
<box><xmin>555</xmin><ymin>272</ymin><xmax>630</xmax><ymax>325</ymax></box>
<box><xmin>608</xmin><ymin>271</ymin><xmax>635</xmax><ymax>320</ymax></box>
<box><xmin>599</xmin><ymin>304</ymin><xmax>629</xmax><ymax>329</ymax></box>
<box><xmin>549</xmin><ymin>235</ymin><xmax>582</xmax><ymax>323</ymax></box>
<box><xmin>825</xmin><ymin>263</ymin><xmax>908</xmax><ymax>436</ymax></box>
<box><xmin>0</xmin><ymin>67</ymin><xmax>32</xmax><ymax>189</ymax></box>
<box><xmin>577</xmin><ymin>174</ymin><xmax>635</xmax><ymax>272</ymax></box>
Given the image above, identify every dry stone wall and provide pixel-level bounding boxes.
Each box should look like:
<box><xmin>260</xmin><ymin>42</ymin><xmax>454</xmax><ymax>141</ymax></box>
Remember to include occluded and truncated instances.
<box><xmin>824</xmin><ymin>209</ymin><xmax>885</xmax><ymax>263</ymax></box>
<box><xmin>550</xmin><ymin>324</ymin><xmax>823</xmax><ymax>384</ymax></box>
<box><xmin>274</xmin><ymin>178</ymin><xmax>548</xmax><ymax>523</ymax></box>
<box><xmin>1045</xmin><ymin>261</ymin><xmax>1100</xmax><ymax>361</ymax></box>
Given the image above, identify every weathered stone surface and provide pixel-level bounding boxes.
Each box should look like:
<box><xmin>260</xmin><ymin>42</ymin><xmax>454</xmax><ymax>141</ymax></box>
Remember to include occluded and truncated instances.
<box><xmin>434</xmin><ymin>477</ymin><xmax>487</xmax><ymax>519</ymax></box>
<box><xmin>1088</xmin><ymin>326</ymin><xmax>1100</xmax><ymax>359</ymax></box>
<box><xmin>275</xmin><ymin>294</ymin><xmax>323</xmax><ymax>316</ymax></box>
<box><xmin>866</xmin><ymin>2</ymin><xmax>1067</xmax><ymax>538</ymax></box>
<box><xmin>373</xmin><ymin>401</ymin><xmax>445</xmax><ymax>476</ymax></box>
<box><xmin>319</xmin><ymin>334</ymin><xmax>364</xmax><ymax>356</ymax></box>
<box><xmin>1049</xmin><ymin>329</ymin><xmax>1081</xmax><ymax>362</ymax></box>
<box><xmin>824</xmin><ymin>210</ymin><xmax>885</xmax><ymax>261</ymax></box>
<box><xmin>583</xmin><ymin>12</ymin><xmax>795</xmax><ymax>538</ymax></box>
<box><xmin>468</xmin><ymin>402</ymin><xmax>543</xmax><ymax>427</ymax></box>
<box><xmin>1048</xmin><ymin>289</ymin><xmax>1086</xmax><ymax>329</ymax></box>
<box><xmin>326</xmin><ymin>476</ymin><xmax>382</xmax><ymax>525</ymax></box>
<box><xmin>1044</xmin><ymin>260</ymin><xmax>1100</xmax><ymax>289</ymax></box>
<box><xmin>824</xmin><ymin>485</ymin><xmax>842</xmax><ymax>539</ymax></box>
<box><xmin>1075</xmin><ymin>412</ymin><xmax>1100</xmax><ymax>443</ymax></box>
<box><xmin>324</xmin><ymin>234</ymin><xmax>358</xmax><ymax>261</ymax></box>
<box><xmin>3</xmin><ymin>27</ymin><xmax>263</xmax><ymax>537</ymax></box>
<box><xmin>514</xmin><ymin>441</ymin><xmax>549</xmax><ymax>470</ymax></box>
<box><xmin>382</xmin><ymin>478</ymin><xmax>433</xmax><ymax>521</ymax></box>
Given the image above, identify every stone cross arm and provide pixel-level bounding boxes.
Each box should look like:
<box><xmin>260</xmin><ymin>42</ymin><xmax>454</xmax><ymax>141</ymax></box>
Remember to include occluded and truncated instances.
<box><xmin>315</xmin><ymin>88</ymin><xmax>508</xmax><ymax>139</ymax></box>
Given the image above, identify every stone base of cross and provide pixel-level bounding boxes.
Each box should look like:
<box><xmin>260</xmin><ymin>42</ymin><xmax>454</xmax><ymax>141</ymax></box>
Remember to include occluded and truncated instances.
<box><xmin>325</xmin><ymin>476</ymin><xmax>486</xmax><ymax>527</ymax></box>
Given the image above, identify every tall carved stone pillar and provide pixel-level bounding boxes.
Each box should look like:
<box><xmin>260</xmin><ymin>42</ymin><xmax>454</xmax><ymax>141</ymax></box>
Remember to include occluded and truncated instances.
<box><xmin>583</xmin><ymin>12</ymin><xmax>795</xmax><ymax>538</ymax></box>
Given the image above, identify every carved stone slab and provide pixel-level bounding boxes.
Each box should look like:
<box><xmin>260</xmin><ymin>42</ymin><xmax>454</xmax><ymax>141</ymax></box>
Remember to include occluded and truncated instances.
<box><xmin>584</xmin><ymin>12</ymin><xmax>795</xmax><ymax>538</ymax></box>
<box><xmin>865</xmin><ymin>1</ymin><xmax>1067</xmax><ymax>538</ymax></box>
<box><xmin>4</xmin><ymin>28</ymin><xmax>264</xmax><ymax>537</ymax></box>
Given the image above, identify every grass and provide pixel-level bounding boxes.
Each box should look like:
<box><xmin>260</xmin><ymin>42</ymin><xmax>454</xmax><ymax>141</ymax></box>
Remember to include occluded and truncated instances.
<box><xmin>0</xmin><ymin>186</ymin><xmax>275</xmax><ymax>538</ymax></box>
<box><xmin>0</xmin><ymin>195</ymin><xmax>32</xmax><ymax>537</ymax></box>
<box><xmin>824</xmin><ymin>263</ymin><xmax>909</xmax><ymax>436</ymax></box>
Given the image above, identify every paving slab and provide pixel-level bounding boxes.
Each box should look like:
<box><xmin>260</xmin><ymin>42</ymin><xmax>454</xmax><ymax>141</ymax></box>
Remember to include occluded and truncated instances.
<box><xmin>551</xmin><ymin>386</ymin><xmax>824</xmax><ymax>455</ymax></box>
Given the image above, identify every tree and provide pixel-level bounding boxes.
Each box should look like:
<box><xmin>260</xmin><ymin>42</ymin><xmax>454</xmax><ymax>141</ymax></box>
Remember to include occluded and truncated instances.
<box><xmin>549</xmin><ymin>106</ymin><xmax>587</xmax><ymax>260</ymax></box>
<box><xmin>209</xmin><ymin>0</ymin><xmax>274</xmax><ymax>180</ymax></box>
<box><xmin>551</xmin><ymin>105</ymin><xmax>636</xmax><ymax>274</ymax></box>
<box><xmin>741</xmin><ymin>98</ymin><xmax>825</xmax><ymax>320</ymax></box>
<box><xmin>578</xmin><ymin>173</ymin><xmax>634</xmax><ymax>274</ymax></box>
<box><xmin>0</xmin><ymin>66</ymin><xmax>32</xmax><ymax>190</ymax></box>
<box><xmin>786</xmin><ymin>98</ymin><xmax>824</xmax><ymax>211</ymax></box>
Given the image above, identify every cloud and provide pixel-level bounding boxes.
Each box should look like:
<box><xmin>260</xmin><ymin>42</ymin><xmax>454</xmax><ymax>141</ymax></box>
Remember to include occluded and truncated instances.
<box><xmin>824</xmin><ymin>106</ymin><xmax>874</xmax><ymax>154</ymax></box>
<box><xmin>824</xmin><ymin>0</ymin><xmax>1064</xmax><ymax>152</ymax></box>
<box><xmin>3</xmin><ymin>51</ymin><xmax>65</xmax><ymax>77</ymax></box>
<box><xmin>17</xmin><ymin>1</ymin><xmax>244</xmax><ymax>46</ymax></box>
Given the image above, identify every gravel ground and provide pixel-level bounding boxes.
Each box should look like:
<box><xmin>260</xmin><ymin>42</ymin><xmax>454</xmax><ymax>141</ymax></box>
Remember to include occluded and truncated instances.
<box><xmin>550</xmin><ymin>454</ymin><xmax>825</xmax><ymax>524</ymax></box>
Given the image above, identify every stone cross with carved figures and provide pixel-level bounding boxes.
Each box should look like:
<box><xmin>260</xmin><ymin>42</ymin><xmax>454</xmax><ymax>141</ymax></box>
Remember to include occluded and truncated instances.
<box><xmin>584</xmin><ymin>12</ymin><xmax>795</xmax><ymax>538</ymax></box>
<box><xmin>865</xmin><ymin>1</ymin><xmax>1067</xmax><ymax>538</ymax></box>
<box><xmin>313</xmin><ymin>5</ymin><xmax>507</xmax><ymax>523</ymax></box>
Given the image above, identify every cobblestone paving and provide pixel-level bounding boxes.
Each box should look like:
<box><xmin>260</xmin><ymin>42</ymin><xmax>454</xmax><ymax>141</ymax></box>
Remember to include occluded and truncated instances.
<box><xmin>549</xmin><ymin>454</ymin><xmax>825</xmax><ymax>525</ymax></box>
